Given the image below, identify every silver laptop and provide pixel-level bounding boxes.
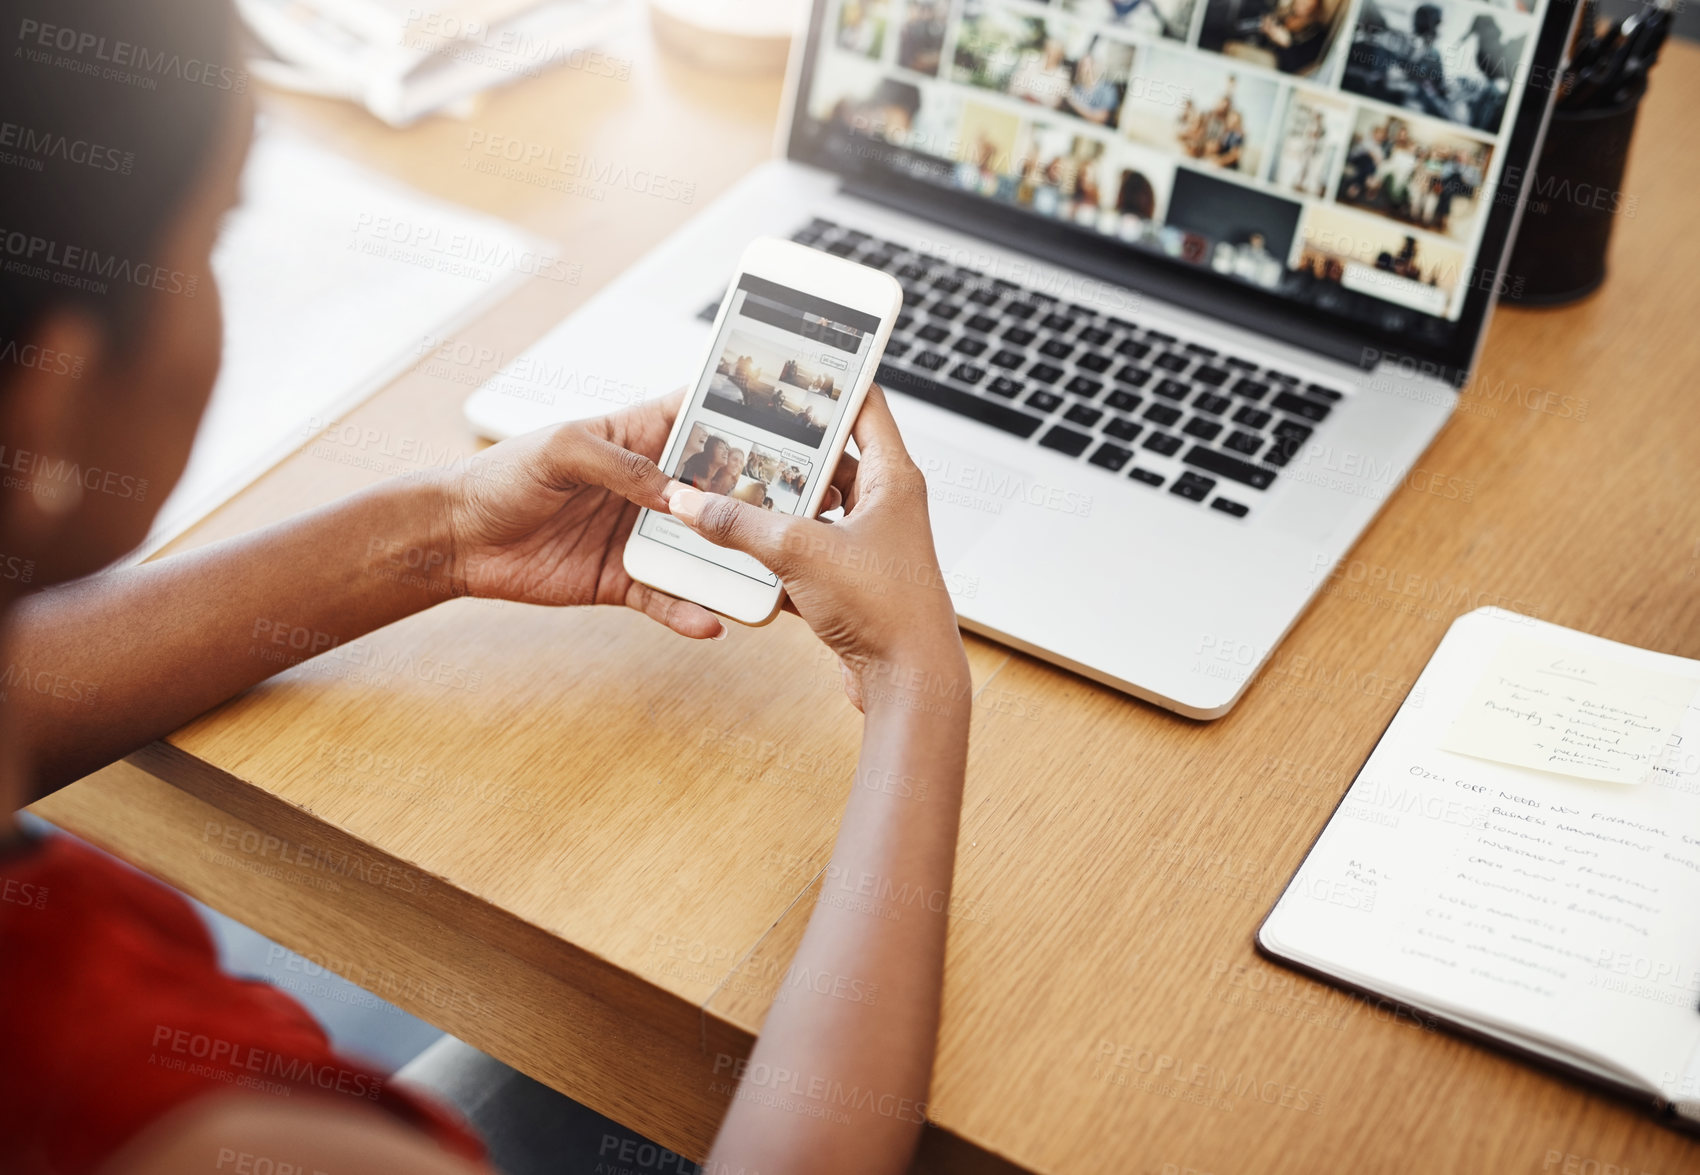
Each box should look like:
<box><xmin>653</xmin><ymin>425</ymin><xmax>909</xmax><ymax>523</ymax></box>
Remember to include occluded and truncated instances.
<box><xmin>465</xmin><ymin>0</ymin><xmax>1574</xmax><ymax>717</ymax></box>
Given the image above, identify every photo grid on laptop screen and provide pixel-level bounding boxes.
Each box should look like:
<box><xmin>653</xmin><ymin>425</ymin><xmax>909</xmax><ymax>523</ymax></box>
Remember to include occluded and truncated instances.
<box><xmin>804</xmin><ymin>0</ymin><xmax>1551</xmax><ymax>326</ymax></box>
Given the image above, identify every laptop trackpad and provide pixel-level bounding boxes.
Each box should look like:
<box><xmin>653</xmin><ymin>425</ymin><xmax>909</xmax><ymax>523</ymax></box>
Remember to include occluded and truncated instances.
<box><xmin>904</xmin><ymin>434</ymin><xmax>1024</xmax><ymax>572</ymax></box>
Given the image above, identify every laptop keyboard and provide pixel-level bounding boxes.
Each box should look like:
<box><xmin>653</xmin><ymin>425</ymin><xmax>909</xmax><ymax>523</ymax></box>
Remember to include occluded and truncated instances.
<box><xmin>697</xmin><ymin>218</ymin><xmax>1347</xmax><ymax>519</ymax></box>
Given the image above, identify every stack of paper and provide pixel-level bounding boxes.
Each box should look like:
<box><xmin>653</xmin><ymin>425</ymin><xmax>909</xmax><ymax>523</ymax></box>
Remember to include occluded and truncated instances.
<box><xmin>236</xmin><ymin>0</ymin><xmax>630</xmax><ymax>126</ymax></box>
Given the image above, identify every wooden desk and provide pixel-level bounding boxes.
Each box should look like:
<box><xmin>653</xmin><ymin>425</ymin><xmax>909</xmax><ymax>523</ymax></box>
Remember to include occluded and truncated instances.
<box><xmin>33</xmin><ymin>23</ymin><xmax>1700</xmax><ymax>1175</ymax></box>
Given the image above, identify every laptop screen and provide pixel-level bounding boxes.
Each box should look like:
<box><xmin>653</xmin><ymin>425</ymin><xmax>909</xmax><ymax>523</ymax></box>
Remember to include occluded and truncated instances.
<box><xmin>790</xmin><ymin>0</ymin><xmax>1563</xmax><ymax>371</ymax></box>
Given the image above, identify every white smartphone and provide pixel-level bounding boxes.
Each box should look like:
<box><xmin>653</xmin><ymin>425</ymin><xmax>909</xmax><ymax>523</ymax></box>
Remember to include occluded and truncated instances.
<box><xmin>624</xmin><ymin>237</ymin><xmax>903</xmax><ymax>626</ymax></box>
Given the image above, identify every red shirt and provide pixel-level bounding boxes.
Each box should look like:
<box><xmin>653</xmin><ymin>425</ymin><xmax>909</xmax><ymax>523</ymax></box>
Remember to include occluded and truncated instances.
<box><xmin>0</xmin><ymin>833</ymin><xmax>487</xmax><ymax>1173</ymax></box>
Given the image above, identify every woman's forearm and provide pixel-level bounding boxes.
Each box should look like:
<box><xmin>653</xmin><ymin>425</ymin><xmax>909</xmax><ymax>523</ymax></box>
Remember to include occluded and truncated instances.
<box><xmin>708</xmin><ymin>641</ymin><xmax>971</xmax><ymax>1175</ymax></box>
<box><xmin>2</xmin><ymin>477</ymin><xmax>455</xmax><ymax>800</ymax></box>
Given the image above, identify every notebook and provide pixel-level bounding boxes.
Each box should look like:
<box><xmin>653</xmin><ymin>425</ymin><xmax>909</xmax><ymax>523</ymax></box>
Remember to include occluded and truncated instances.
<box><xmin>1258</xmin><ymin>607</ymin><xmax>1700</xmax><ymax>1126</ymax></box>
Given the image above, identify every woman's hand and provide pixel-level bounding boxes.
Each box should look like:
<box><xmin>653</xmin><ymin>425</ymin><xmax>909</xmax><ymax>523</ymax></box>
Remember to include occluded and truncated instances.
<box><xmin>437</xmin><ymin>392</ymin><xmax>726</xmax><ymax>640</ymax></box>
<box><xmin>663</xmin><ymin>384</ymin><xmax>968</xmax><ymax>710</ymax></box>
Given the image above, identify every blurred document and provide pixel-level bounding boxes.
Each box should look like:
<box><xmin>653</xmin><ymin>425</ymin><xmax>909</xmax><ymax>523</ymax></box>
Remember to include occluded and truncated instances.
<box><xmin>139</xmin><ymin>126</ymin><xmax>546</xmax><ymax>559</ymax></box>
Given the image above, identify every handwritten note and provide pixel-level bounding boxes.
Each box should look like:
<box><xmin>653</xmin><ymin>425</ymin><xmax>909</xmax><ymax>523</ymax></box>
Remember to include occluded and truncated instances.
<box><xmin>1442</xmin><ymin>634</ymin><xmax>1698</xmax><ymax>784</ymax></box>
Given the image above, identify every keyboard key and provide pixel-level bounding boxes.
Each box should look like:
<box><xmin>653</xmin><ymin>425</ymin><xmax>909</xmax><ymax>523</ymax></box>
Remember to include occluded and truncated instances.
<box><xmin>918</xmin><ymin>322</ymin><xmax>949</xmax><ymax>344</ymax></box>
<box><xmin>1027</xmin><ymin>390</ymin><xmax>1063</xmax><ymax>413</ymax></box>
<box><xmin>878</xmin><ymin>365</ymin><xmax>1045</xmax><ymax>439</ymax></box>
<box><xmin>931</xmin><ymin>302</ymin><xmax>963</xmax><ymax>321</ymax></box>
<box><xmin>1065</xmin><ymin>376</ymin><xmax>1103</xmax><ymax>399</ymax></box>
<box><xmin>1183</xmin><ymin>342</ymin><xmax>1217</xmax><ymax>358</ymax></box>
<box><xmin>1154</xmin><ymin>378</ymin><xmax>1190</xmax><ymax>401</ymax></box>
<box><xmin>1089</xmin><ymin>442</ymin><xmax>1134</xmax><ymax>471</ymax></box>
<box><xmin>1143</xmin><ymin>431</ymin><xmax>1183</xmax><ymax>457</ymax></box>
<box><xmin>1077</xmin><ymin>352</ymin><xmax>1112</xmax><ymax>374</ymax></box>
<box><xmin>1104</xmin><ymin>416</ymin><xmax>1142</xmax><ymax>442</ymax></box>
<box><xmin>932</xmin><ymin>276</ymin><xmax>963</xmax><ymax>295</ymax></box>
<box><xmin>885</xmin><ymin>339</ymin><xmax>913</xmax><ymax>358</ymax></box>
<box><xmin>1143</xmin><ymin>403</ymin><xmax>1182</xmax><ymax>427</ymax></box>
<box><xmin>1306</xmin><ymin>383</ymin><xmax>1344</xmax><ymax>401</ymax></box>
<box><xmin>1105</xmin><ymin>390</ymin><xmax>1141</xmax><ymax>412</ymax></box>
<box><xmin>1265</xmin><ymin>420</ymin><xmax>1312</xmax><ymax>466</ymax></box>
<box><xmin>1271</xmin><ymin>391</ymin><xmax>1332</xmax><ymax>422</ymax></box>
<box><xmin>1128</xmin><ymin>467</ymin><xmax>1164</xmax><ymax>487</ymax></box>
<box><xmin>1039</xmin><ymin>339</ymin><xmax>1076</xmax><ymax>360</ymax></box>
<box><xmin>1113</xmin><ymin>365</ymin><xmax>1152</xmax><ymax>387</ymax></box>
<box><xmin>1183</xmin><ymin>417</ymin><xmax>1223</xmax><ymax>442</ymax></box>
<box><xmin>1211</xmin><ymin>497</ymin><xmax>1250</xmax><ymax>518</ymax></box>
<box><xmin>1064</xmin><ymin>403</ymin><xmax>1103</xmax><ymax>427</ymax></box>
<box><xmin>1039</xmin><ymin>425</ymin><xmax>1093</xmax><ymax>457</ymax></box>
<box><xmin>1146</xmin><ymin>330</ymin><xmax>1177</xmax><ymax>345</ymax></box>
<box><xmin>949</xmin><ymin>363</ymin><xmax>986</xmax><ymax>385</ymax></box>
<box><xmin>1079</xmin><ymin>326</ymin><xmax>1113</xmax><ymax>346</ymax></box>
<box><xmin>1231</xmin><ymin>378</ymin><xmax>1270</xmax><ymax>401</ymax></box>
<box><xmin>1106</xmin><ymin>316</ymin><xmax>1137</xmax><ymax>333</ymax></box>
<box><xmin>1116</xmin><ymin>338</ymin><xmax>1152</xmax><ymax>359</ymax></box>
<box><xmin>1223</xmin><ymin>356</ymin><xmax>1257</xmax><ymax>370</ymax></box>
<box><xmin>1041</xmin><ymin>313</ymin><xmax>1076</xmax><ymax>332</ymax></box>
<box><xmin>965</xmin><ymin>314</ymin><xmax>999</xmax><ymax>333</ymax></box>
<box><xmin>1004</xmin><ymin>325</ymin><xmax>1037</xmax><ymax>346</ymax></box>
<box><xmin>914</xmin><ymin>350</ymin><xmax>946</xmax><ymax>370</ymax></box>
<box><xmin>953</xmin><ymin>336</ymin><xmax>988</xmax><ymax>357</ymax></box>
<box><xmin>1224</xmin><ymin>430</ymin><xmax>1263</xmax><ymax>456</ymax></box>
<box><xmin>987</xmin><ymin>375</ymin><xmax>1023</xmax><ymax>398</ymax></box>
<box><xmin>1170</xmin><ymin>471</ymin><xmax>1216</xmax><ymax>502</ymax></box>
<box><xmin>968</xmin><ymin>287</ymin><xmax>1000</xmax><ymax>306</ymax></box>
<box><xmin>1005</xmin><ymin>301</ymin><xmax>1038</xmax><ymax>320</ymax></box>
<box><xmin>1028</xmin><ymin>362</ymin><xmax>1065</xmax><ymax>384</ymax></box>
<box><xmin>826</xmin><ymin>239</ymin><xmax>858</xmax><ymax>257</ymax></box>
<box><xmin>1233</xmin><ymin>405</ymin><xmax>1272</xmax><ymax>429</ymax></box>
<box><xmin>990</xmin><ymin>349</ymin><xmax>1025</xmax><ymax>369</ymax></box>
<box><xmin>897</xmin><ymin>263</ymin><xmax>929</xmax><ymax>281</ymax></box>
<box><xmin>1193</xmin><ymin>392</ymin><xmax>1232</xmax><ymax>415</ymax></box>
<box><xmin>1265</xmin><ymin>370</ymin><xmax>1299</xmax><ymax>385</ymax></box>
<box><xmin>1182</xmin><ymin>445</ymin><xmax>1276</xmax><ymax>490</ymax></box>
<box><xmin>1193</xmin><ymin>365</ymin><xmax>1230</xmax><ymax>387</ymax></box>
<box><xmin>1154</xmin><ymin>352</ymin><xmax>1189</xmax><ymax>373</ymax></box>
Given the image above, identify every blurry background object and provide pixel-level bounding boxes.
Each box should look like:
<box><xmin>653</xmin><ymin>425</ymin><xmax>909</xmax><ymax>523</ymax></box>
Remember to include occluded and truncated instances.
<box><xmin>237</xmin><ymin>0</ymin><xmax>629</xmax><ymax>126</ymax></box>
<box><xmin>1502</xmin><ymin>0</ymin><xmax>1670</xmax><ymax>304</ymax></box>
<box><xmin>139</xmin><ymin>124</ymin><xmax>549</xmax><ymax>559</ymax></box>
<box><xmin>648</xmin><ymin>0</ymin><xmax>805</xmax><ymax>73</ymax></box>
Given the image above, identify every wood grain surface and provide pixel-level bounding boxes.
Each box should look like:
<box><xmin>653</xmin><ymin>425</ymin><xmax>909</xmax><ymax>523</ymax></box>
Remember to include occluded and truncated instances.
<box><xmin>31</xmin><ymin>22</ymin><xmax>1700</xmax><ymax>1175</ymax></box>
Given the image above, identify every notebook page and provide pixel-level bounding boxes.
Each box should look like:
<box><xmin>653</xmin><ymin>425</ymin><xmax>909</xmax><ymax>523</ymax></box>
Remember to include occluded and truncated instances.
<box><xmin>1262</xmin><ymin>608</ymin><xmax>1700</xmax><ymax>1090</ymax></box>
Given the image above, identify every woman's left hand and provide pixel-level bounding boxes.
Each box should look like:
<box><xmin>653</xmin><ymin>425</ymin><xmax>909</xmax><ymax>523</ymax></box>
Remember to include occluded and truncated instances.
<box><xmin>436</xmin><ymin>391</ymin><xmax>727</xmax><ymax>639</ymax></box>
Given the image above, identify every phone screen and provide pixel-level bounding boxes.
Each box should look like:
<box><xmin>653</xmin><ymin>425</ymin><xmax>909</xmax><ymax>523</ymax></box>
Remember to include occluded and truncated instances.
<box><xmin>638</xmin><ymin>274</ymin><xmax>884</xmax><ymax>585</ymax></box>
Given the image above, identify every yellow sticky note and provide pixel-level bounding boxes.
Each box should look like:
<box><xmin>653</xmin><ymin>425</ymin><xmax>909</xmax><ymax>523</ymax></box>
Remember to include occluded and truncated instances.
<box><xmin>1442</xmin><ymin>634</ymin><xmax>1698</xmax><ymax>785</ymax></box>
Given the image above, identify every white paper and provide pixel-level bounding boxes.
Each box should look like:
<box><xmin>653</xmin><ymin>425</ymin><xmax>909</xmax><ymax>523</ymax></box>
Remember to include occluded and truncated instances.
<box><xmin>136</xmin><ymin>125</ymin><xmax>545</xmax><ymax>560</ymax></box>
<box><xmin>1443</xmin><ymin>633</ymin><xmax>1696</xmax><ymax>785</ymax></box>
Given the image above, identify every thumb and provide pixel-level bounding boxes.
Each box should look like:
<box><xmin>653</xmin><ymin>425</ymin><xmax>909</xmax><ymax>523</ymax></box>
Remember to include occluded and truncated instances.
<box><xmin>666</xmin><ymin>485</ymin><xmax>801</xmax><ymax>573</ymax></box>
<box><xmin>562</xmin><ymin>431</ymin><xmax>673</xmax><ymax>511</ymax></box>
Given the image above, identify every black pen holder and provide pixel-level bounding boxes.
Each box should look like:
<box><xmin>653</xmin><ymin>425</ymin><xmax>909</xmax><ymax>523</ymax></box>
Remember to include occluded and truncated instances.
<box><xmin>1501</xmin><ymin>79</ymin><xmax>1646</xmax><ymax>307</ymax></box>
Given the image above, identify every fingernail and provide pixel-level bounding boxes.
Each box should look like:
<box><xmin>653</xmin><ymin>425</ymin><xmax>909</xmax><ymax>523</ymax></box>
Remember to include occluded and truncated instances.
<box><xmin>661</xmin><ymin>479</ymin><xmax>687</xmax><ymax>504</ymax></box>
<box><xmin>670</xmin><ymin>487</ymin><xmax>705</xmax><ymax>523</ymax></box>
<box><xmin>711</xmin><ymin>624</ymin><xmax>728</xmax><ymax>641</ymax></box>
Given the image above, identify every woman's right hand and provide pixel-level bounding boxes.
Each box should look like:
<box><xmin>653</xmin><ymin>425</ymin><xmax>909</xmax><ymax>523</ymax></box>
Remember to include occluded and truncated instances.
<box><xmin>663</xmin><ymin>384</ymin><xmax>967</xmax><ymax>711</ymax></box>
